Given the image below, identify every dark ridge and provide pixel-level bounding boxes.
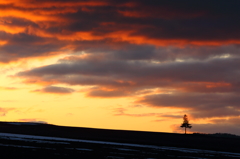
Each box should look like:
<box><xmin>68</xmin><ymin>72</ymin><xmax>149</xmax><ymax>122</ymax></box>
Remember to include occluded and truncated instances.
<box><xmin>0</xmin><ymin>122</ymin><xmax>239</xmax><ymax>153</ymax></box>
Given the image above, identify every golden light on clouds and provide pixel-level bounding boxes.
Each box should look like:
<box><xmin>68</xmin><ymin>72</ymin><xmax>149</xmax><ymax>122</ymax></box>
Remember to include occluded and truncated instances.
<box><xmin>1</xmin><ymin>0</ymin><xmax>240</xmax><ymax>135</ymax></box>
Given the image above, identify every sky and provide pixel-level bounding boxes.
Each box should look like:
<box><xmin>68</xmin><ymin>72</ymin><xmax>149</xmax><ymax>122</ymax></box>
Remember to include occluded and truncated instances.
<box><xmin>1</xmin><ymin>0</ymin><xmax>240</xmax><ymax>135</ymax></box>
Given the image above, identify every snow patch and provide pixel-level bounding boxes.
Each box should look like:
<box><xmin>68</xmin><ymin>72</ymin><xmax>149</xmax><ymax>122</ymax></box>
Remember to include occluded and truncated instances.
<box><xmin>0</xmin><ymin>132</ymin><xmax>239</xmax><ymax>157</ymax></box>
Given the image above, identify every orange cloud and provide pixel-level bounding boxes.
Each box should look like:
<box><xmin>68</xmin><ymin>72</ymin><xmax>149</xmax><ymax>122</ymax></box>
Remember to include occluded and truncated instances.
<box><xmin>0</xmin><ymin>24</ymin><xmax>25</xmax><ymax>34</ymax></box>
<box><xmin>0</xmin><ymin>107</ymin><xmax>16</xmax><ymax>116</ymax></box>
<box><xmin>7</xmin><ymin>1</ymin><xmax>108</xmax><ymax>8</ymax></box>
<box><xmin>1</xmin><ymin>0</ymin><xmax>239</xmax><ymax>48</ymax></box>
<box><xmin>0</xmin><ymin>40</ymin><xmax>8</xmax><ymax>45</ymax></box>
<box><xmin>0</xmin><ymin>9</ymin><xmax>59</xmax><ymax>22</ymax></box>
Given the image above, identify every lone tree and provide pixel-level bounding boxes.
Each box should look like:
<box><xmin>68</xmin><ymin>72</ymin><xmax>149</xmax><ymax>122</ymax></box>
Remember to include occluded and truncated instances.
<box><xmin>180</xmin><ymin>114</ymin><xmax>192</xmax><ymax>134</ymax></box>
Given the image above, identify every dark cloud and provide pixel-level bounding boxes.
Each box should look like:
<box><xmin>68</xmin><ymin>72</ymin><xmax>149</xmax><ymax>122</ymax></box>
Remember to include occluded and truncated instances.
<box><xmin>15</xmin><ymin>54</ymin><xmax>240</xmax><ymax>118</ymax></box>
<box><xmin>0</xmin><ymin>31</ymin><xmax>67</xmax><ymax>63</ymax></box>
<box><xmin>192</xmin><ymin>123</ymin><xmax>240</xmax><ymax>135</ymax></box>
<box><xmin>1</xmin><ymin>0</ymin><xmax>240</xmax><ymax>63</ymax></box>
<box><xmin>159</xmin><ymin>114</ymin><xmax>183</xmax><ymax>119</ymax></box>
<box><xmin>139</xmin><ymin>93</ymin><xmax>240</xmax><ymax>118</ymax></box>
<box><xmin>86</xmin><ymin>87</ymin><xmax>131</xmax><ymax>98</ymax></box>
<box><xmin>72</xmin><ymin>43</ymin><xmax>240</xmax><ymax>62</ymax></box>
<box><xmin>16</xmin><ymin>56</ymin><xmax>240</xmax><ymax>92</ymax></box>
<box><xmin>139</xmin><ymin>93</ymin><xmax>240</xmax><ymax>108</ymax></box>
<box><xmin>33</xmin><ymin>86</ymin><xmax>75</xmax><ymax>94</ymax></box>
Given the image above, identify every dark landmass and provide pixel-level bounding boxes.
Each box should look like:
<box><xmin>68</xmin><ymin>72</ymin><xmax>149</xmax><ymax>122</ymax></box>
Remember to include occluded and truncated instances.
<box><xmin>0</xmin><ymin>121</ymin><xmax>239</xmax><ymax>154</ymax></box>
<box><xmin>0</xmin><ymin>122</ymin><xmax>239</xmax><ymax>159</ymax></box>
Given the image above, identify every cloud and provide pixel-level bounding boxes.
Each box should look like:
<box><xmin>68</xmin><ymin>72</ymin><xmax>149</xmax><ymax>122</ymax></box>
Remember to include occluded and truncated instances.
<box><xmin>86</xmin><ymin>87</ymin><xmax>131</xmax><ymax>98</ymax></box>
<box><xmin>14</xmin><ymin>53</ymin><xmax>240</xmax><ymax>119</ymax></box>
<box><xmin>0</xmin><ymin>86</ymin><xmax>17</xmax><ymax>90</ymax></box>
<box><xmin>138</xmin><ymin>93</ymin><xmax>240</xmax><ymax>118</ymax></box>
<box><xmin>1</xmin><ymin>0</ymin><xmax>240</xmax><ymax>63</ymax></box>
<box><xmin>16</xmin><ymin>55</ymin><xmax>240</xmax><ymax>94</ymax></box>
<box><xmin>192</xmin><ymin>123</ymin><xmax>240</xmax><ymax>135</ymax></box>
<box><xmin>0</xmin><ymin>107</ymin><xmax>15</xmax><ymax>116</ymax></box>
<box><xmin>33</xmin><ymin>86</ymin><xmax>75</xmax><ymax>94</ymax></box>
<box><xmin>0</xmin><ymin>31</ymin><xmax>68</xmax><ymax>63</ymax></box>
<box><xmin>113</xmin><ymin>107</ymin><xmax>182</xmax><ymax>119</ymax></box>
<box><xmin>18</xmin><ymin>118</ymin><xmax>48</xmax><ymax>124</ymax></box>
<box><xmin>113</xmin><ymin>107</ymin><xmax>161</xmax><ymax>117</ymax></box>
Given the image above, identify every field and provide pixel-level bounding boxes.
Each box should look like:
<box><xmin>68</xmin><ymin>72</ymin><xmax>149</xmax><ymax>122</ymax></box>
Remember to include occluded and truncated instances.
<box><xmin>0</xmin><ymin>122</ymin><xmax>239</xmax><ymax>159</ymax></box>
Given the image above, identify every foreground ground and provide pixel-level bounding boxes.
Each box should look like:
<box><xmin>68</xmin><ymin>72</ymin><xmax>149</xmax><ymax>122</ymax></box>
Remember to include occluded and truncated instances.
<box><xmin>0</xmin><ymin>122</ymin><xmax>239</xmax><ymax>158</ymax></box>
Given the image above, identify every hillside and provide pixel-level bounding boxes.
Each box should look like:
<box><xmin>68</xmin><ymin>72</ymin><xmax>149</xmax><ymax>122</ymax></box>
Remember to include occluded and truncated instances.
<box><xmin>0</xmin><ymin>122</ymin><xmax>239</xmax><ymax>158</ymax></box>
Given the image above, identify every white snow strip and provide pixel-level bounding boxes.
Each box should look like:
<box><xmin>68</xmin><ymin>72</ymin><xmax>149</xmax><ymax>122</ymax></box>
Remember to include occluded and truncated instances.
<box><xmin>75</xmin><ymin>148</ymin><xmax>92</xmax><ymax>151</ymax></box>
<box><xmin>66</xmin><ymin>147</ymin><xmax>92</xmax><ymax>151</ymax></box>
<box><xmin>0</xmin><ymin>132</ymin><xmax>239</xmax><ymax>157</ymax></box>
<box><xmin>0</xmin><ymin>136</ymin><xmax>70</xmax><ymax>144</ymax></box>
<box><xmin>116</xmin><ymin>148</ymin><xmax>138</xmax><ymax>151</ymax></box>
<box><xmin>0</xmin><ymin>143</ymin><xmax>38</xmax><ymax>149</ymax></box>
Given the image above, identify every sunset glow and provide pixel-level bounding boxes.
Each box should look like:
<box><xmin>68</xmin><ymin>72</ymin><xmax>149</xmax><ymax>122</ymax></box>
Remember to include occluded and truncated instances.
<box><xmin>1</xmin><ymin>0</ymin><xmax>240</xmax><ymax>135</ymax></box>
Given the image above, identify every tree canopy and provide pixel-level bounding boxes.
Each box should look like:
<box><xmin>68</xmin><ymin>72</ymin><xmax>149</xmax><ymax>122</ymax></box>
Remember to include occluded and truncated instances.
<box><xmin>180</xmin><ymin>114</ymin><xmax>192</xmax><ymax>134</ymax></box>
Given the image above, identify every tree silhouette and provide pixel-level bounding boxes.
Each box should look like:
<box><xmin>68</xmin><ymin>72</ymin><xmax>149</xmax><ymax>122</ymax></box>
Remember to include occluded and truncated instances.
<box><xmin>180</xmin><ymin>114</ymin><xmax>192</xmax><ymax>134</ymax></box>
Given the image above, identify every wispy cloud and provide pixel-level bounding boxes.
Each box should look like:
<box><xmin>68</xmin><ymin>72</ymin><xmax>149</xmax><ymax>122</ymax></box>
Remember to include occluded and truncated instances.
<box><xmin>33</xmin><ymin>86</ymin><xmax>75</xmax><ymax>94</ymax></box>
<box><xmin>0</xmin><ymin>107</ymin><xmax>16</xmax><ymax>116</ymax></box>
<box><xmin>0</xmin><ymin>87</ymin><xmax>17</xmax><ymax>90</ymax></box>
